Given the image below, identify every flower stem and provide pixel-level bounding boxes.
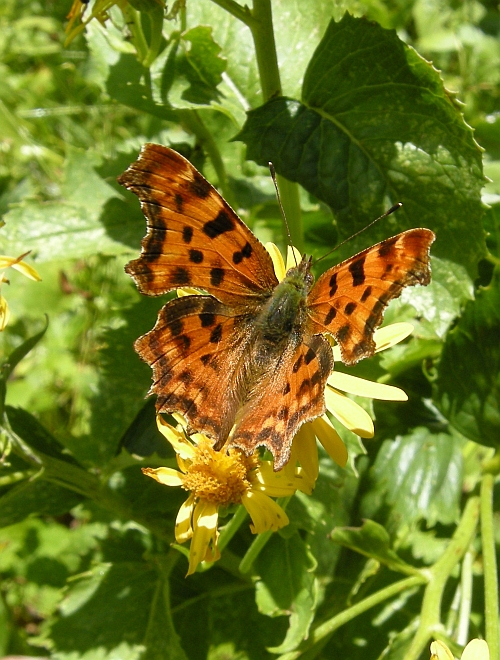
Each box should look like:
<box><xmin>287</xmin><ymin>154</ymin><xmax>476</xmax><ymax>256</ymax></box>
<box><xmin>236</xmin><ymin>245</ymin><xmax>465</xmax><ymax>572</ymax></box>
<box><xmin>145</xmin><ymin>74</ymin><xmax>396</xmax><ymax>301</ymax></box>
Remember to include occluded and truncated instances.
<box><xmin>480</xmin><ymin>472</ymin><xmax>499</xmax><ymax>660</ymax></box>
<box><xmin>277</xmin><ymin>576</ymin><xmax>426</xmax><ymax>660</ymax></box>
<box><xmin>218</xmin><ymin>505</ymin><xmax>248</xmax><ymax>553</ymax></box>
<box><xmin>404</xmin><ymin>496</ymin><xmax>480</xmax><ymax>660</ymax></box>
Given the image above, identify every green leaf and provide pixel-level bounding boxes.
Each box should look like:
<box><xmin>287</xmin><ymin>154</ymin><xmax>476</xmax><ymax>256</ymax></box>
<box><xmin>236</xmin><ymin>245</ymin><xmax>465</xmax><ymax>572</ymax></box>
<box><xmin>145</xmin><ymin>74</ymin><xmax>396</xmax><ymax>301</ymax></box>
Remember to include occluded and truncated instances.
<box><xmin>237</xmin><ymin>14</ymin><xmax>485</xmax><ymax>276</ymax></box>
<box><xmin>331</xmin><ymin>520</ymin><xmax>417</xmax><ymax>575</ymax></box>
<box><xmin>256</xmin><ymin>532</ymin><xmax>318</xmax><ymax>654</ymax></box>
<box><xmin>0</xmin><ymin>479</ymin><xmax>82</xmax><ymax>528</ymax></box>
<box><xmin>360</xmin><ymin>428</ymin><xmax>464</xmax><ymax>528</ymax></box>
<box><xmin>41</xmin><ymin>562</ymin><xmax>185</xmax><ymax>660</ymax></box>
<box><xmin>434</xmin><ymin>268</ymin><xmax>500</xmax><ymax>448</ymax></box>
<box><xmin>2</xmin><ymin>151</ymin><xmax>128</xmax><ymax>261</ymax></box>
<box><xmin>107</xmin><ymin>53</ymin><xmax>177</xmax><ymax>120</ymax></box>
<box><xmin>177</xmin><ymin>27</ymin><xmax>226</xmax><ymax>105</ymax></box>
<box><xmin>6</xmin><ymin>406</ymin><xmax>76</xmax><ymax>461</ymax></box>
<box><xmin>0</xmin><ymin>319</ymin><xmax>48</xmax><ymax>414</ymax></box>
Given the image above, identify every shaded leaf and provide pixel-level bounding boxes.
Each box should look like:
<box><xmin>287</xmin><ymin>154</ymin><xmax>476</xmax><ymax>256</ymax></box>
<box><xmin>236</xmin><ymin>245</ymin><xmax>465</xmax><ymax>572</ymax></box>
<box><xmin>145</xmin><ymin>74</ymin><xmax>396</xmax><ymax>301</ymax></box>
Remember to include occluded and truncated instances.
<box><xmin>331</xmin><ymin>520</ymin><xmax>417</xmax><ymax>575</ymax></box>
<box><xmin>237</xmin><ymin>14</ymin><xmax>484</xmax><ymax>276</ymax></box>
<box><xmin>435</xmin><ymin>268</ymin><xmax>500</xmax><ymax>448</ymax></box>
<box><xmin>256</xmin><ymin>532</ymin><xmax>318</xmax><ymax>654</ymax></box>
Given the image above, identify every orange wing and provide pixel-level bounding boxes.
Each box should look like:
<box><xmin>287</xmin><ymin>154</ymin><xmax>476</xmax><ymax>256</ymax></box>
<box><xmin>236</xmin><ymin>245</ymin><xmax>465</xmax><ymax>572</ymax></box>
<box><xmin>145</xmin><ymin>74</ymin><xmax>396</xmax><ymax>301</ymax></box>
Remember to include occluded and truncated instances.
<box><xmin>135</xmin><ymin>294</ymin><xmax>256</xmax><ymax>444</ymax></box>
<box><xmin>231</xmin><ymin>334</ymin><xmax>334</xmax><ymax>470</ymax></box>
<box><xmin>119</xmin><ymin>144</ymin><xmax>278</xmax><ymax>307</ymax></box>
<box><xmin>307</xmin><ymin>228</ymin><xmax>435</xmax><ymax>365</ymax></box>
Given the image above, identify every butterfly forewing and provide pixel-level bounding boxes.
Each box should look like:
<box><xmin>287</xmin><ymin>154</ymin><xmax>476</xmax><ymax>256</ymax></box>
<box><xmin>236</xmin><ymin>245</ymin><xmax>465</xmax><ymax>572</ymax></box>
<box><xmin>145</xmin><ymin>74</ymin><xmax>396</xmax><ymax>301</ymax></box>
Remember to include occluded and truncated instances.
<box><xmin>307</xmin><ymin>228</ymin><xmax>435</xmax><ymax>365</ymax></box>
<box><xmin>119</xmin><ymin>144</ymin><xmax>278</xmax><ymax>306</ymax></box>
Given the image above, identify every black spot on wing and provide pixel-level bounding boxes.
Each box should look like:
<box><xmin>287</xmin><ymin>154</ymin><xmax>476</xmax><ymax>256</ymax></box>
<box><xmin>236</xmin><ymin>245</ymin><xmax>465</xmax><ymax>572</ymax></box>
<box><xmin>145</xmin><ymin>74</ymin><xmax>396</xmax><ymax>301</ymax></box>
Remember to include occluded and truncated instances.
<box><xmin>210</xmin><ymin>267</ymin><xmax>225</xmax><ymax>286</ymax></box>
<box><xmin>175</xmin><ymin>194</ymin><xmax>184</xmax><ymax>213</ymax></box>
<box><xmin>292</xmin><ymin>354</ymin><xmax>303</xmax><ymax>373</ymax></box>
<box><xmin>189</xmin><ymin>249</ymin><xmax>203</xmax><ymax>264</ymax></box>
<box><xmin>182</xmin><ymin>226</ymin><xmax>193</xmax><ymax>243</ymax></box>
<box><xmin>324</xmin><ymin>307</ymin><xmax>337</xmax><ymax>325</ymax></box>
<box><xmin>233</xmin><ymin>241</ymin><xmax>253</xmax><ymax>264</ymax></box>
<box><xmin>344</xmin><ymin>302</ymin><xmax>357</xmax><ymax>315</ymax></box>
<box><xmin>199</xmin><ymin>312</ymin><xmax>215</xmax><ymax>327</ymax></box>
<box><xmin>336</xmin><ymin>324</ymin><xmax>351</xmax><ymax>343</ymax></box>
<box><xmin>203</xmin><ymin>210</ymin><xmax>235</xmax><ymax>239</ymax></box>
<box><xmin>329</xmin><ymin>272</ymin><xmax>338</xmax><ymax>297</ymax></box>
<box><xmin>210</xmin><ymin>324</ymin><xmax>222</xmax><ymax>343</ymax></box>
<box><xmin>378</xmin><ymin>236</ymin><xmax>398</xmax><ymax>257</ymax></box>
<box><xmin>349</xmin><ymin>256</ymin><xmax>366</xmax><ymax>287</ymax></box>
<box><xmin>361</xmin><ymin>286</ymin><xmax>372</xmax><ymax>302</ymax></box>
<box><xmin>304</xmin><ymin>348</ymin><xmax>316</xmax><ymax>364</ymax></box>
<box><xmin>169</xmin><ymin>318</ymin><xmax>183</xmax><ymax>337</ymax></box>
<box><xmin>171</xmin><ymin>266</ymin><xmax>191</xmax><ymax>286</ymax></box>
<box><xmin>188</xmin><ymin>172</ymin><xmax>211</xmax><ymax>199</ymax></box>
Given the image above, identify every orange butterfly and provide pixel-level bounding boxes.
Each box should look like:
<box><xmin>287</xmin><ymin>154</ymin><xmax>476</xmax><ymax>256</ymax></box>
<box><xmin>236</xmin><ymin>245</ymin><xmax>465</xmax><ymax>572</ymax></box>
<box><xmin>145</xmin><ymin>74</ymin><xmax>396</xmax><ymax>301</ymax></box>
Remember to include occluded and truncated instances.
<box><xmin>120</xmin><ymin>144</ymin><xmax>435</xmax><ymax>470</ymax></box>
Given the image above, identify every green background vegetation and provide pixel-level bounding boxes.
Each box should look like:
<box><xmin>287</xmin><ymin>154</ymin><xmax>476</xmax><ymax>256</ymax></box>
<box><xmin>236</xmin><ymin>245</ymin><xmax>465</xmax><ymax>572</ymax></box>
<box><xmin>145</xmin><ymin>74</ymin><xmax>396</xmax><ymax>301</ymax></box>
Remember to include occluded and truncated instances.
<box><xmin>0</xmin><ymin>0</ymin><xmax>498</xmax><ymax>658</ymax></box>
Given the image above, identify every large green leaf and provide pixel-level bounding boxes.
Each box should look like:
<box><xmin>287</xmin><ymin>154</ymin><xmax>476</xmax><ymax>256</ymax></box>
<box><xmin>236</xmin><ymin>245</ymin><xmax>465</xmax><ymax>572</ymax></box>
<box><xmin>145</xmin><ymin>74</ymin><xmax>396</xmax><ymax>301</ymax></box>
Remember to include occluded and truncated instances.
<box><xmin>434</xmin><ymin>268</ymin><xmax>500</xmax><ymax>448</ymax></box>
<box><xmin>237</xmin><ymin>14</ymin><xmax>484</xmax><ymax>276</ymax></box>
<box><xmin>1</xmin><ymin>151</ymin><xmax>128</xmax><ymax>261</ymax></box>
<box><xmin>360</xmin><ymin>428</ymin><xmax>463</xmax><ymax>528</ymax></box>
<box><xmin>256</xmin><ymin>532</ymin><xmax>318</xmax><ymax>654</ymax></box>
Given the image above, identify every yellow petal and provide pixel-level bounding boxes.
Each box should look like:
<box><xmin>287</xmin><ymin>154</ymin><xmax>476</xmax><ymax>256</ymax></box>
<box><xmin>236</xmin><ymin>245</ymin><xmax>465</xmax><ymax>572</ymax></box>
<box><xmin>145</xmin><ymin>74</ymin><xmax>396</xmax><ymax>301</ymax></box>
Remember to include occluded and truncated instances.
<box><xmin>292</xmin><ymin>423</ymin><xmax>319</xmax><ymax>482</ymax></box>
<box><xmin>430</xmin><ymin>641</ymin><xmax>455</xmax><ymax>660</ymax></box>
<box><xmin>251</xmin><ymin>461</ymin><xmax>302</xmax><ymax>497</ymax></box>
<box><xmin>0</xmin><ymin>296</ymin><xmax>10</xmax><ymax>331</ymax></box>
<box><xmin>373</xmin><ymin>322</ymin><xmax>414</xmax><ymax>352</ymax></box>
<box><xmin>188</xmin><ymin>500</ymin><xmax>219</xmax><ymax>575</ymax></box>
<box><xmin>311</xmin><ymin>416</ymin><xmax>348</xmax><ymax>467</ymax></box>
<box><xmin>285</xmin><ymin>245</ymin><xmax>302</xmax><ymax>271</ymax></box>
<box><xmin>265</xmin><ymin>242</ymin><xmax>286</xmax><ymax>281</ymax></box>
<box><xmin>328</xmin><ymin>371</ymin><xmax>407</xmax><ymax>401</ymax></box>
<box><xmin>175</xmin><ymin>493</ymin><xmax>195</xmax><ymax>543</ymax></box>
<box><xmin>324</xmin><ymin>387</ymin><xmax>374</xmax><ymax>438</ymax></box>
<box><xmin>141</xmin><ymin>466</ymin><xmax>184</xmax><ymax>487</ymax></box>
<box><xmin>241</xmin><ymin>490</ymin><xmax>289</xmax><ymax>533</ymax></box>
<box><xmin>462</xmin><ymin>640</ymin><xmax>490</xmax><ymax>660</ymax></box>
<box><xmin>331</xmin><ymin>323</ymin><xmax>414</xmax><ymax>362</ymax></box>
<box><xmin>0</xmin><ymin>253</ymin><xmax>41</xmax><ymax>281</ymax></box>
<box><xmin>177</xmin><ymin>287</ymin><xmax>201</xmax><ymax>297</ymax></box>
<box><xmin>156</xmin><ymin>415</ymin><xmax>195</xmax><ymax>459</ymax></box>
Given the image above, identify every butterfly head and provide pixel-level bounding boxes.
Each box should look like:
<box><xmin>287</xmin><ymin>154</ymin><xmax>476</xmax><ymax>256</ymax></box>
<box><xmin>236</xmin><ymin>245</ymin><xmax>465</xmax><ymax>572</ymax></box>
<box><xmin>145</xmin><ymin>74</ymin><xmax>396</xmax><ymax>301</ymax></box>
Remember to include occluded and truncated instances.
<box><xmin>284</xmin><ymin>255</ymin><xmax>314</xmax><ymax>291</ymax></box>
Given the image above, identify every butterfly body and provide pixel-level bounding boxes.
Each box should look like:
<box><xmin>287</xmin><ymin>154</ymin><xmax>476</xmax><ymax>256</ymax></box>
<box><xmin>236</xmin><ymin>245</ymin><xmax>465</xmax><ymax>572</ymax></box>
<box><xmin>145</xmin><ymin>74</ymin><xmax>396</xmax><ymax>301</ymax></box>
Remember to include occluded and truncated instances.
<box><xmin>120</xmin><ymin>143</ymin><xmax>435</xmax><ymax>469</ymax></box>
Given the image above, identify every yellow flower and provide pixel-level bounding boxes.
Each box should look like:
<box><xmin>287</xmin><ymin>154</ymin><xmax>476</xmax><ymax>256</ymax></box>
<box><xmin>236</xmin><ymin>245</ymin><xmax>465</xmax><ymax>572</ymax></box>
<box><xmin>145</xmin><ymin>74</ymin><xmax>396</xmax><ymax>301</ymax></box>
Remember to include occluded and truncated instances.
<box><xmin>430</xmin><ymin>639</ymin><xmax>490</xmax><ymax>660</ymax></box>
<box><xmin>0</xmin><ymin>252</ymin><xmax>41</xmax><ymax>331</ymax></box>
<box><xmin>268</xmin><ymin>243</ymin><xmax>410</xmax><ymax>481</ymax></box>
<box><xmin>143</xmin><ymin>415</ymin><xmax>312</xmax><ymax>575</ymax></box>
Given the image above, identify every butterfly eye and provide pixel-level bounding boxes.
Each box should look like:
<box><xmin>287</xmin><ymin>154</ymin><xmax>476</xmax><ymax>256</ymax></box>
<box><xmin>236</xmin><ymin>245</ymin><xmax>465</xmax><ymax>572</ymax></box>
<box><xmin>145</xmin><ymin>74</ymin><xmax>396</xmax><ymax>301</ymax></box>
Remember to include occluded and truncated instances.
<box><xmin>304</xmin><ymin>272</ymin><xmax>314</xmax><ymax>288</ymax></box>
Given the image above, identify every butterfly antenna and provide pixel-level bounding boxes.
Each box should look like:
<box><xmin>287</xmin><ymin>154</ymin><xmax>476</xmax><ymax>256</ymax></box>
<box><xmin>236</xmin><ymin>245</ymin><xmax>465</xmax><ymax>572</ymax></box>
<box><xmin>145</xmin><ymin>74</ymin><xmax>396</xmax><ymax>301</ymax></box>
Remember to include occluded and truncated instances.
<box><xmin>314</xmin><ymin>203</ymin><xmax>403</xmax><ymax>265</ymax></box>
<box><xmin>269</xmin><ymin>162</ymin><xmax>299</xmax><ymax>267</ymax></box>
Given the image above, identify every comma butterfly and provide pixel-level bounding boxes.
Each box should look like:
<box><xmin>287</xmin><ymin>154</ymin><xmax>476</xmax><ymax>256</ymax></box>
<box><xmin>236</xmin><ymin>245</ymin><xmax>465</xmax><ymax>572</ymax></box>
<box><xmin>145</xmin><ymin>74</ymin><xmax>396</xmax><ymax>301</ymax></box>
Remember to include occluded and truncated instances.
<box><xmin>119</xmin><ymin>144</ymin><xmax>435</xmax><ymax>470</ymax></box>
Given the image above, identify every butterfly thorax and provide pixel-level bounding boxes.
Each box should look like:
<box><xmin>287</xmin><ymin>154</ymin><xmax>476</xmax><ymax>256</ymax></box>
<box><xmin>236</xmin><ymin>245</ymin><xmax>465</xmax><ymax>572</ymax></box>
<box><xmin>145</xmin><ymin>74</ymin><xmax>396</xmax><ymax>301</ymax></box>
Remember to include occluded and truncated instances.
<box><xmin>255</xmin><ymin>258</ymin><xmax>314</xmax><ymax>349</ymax></box>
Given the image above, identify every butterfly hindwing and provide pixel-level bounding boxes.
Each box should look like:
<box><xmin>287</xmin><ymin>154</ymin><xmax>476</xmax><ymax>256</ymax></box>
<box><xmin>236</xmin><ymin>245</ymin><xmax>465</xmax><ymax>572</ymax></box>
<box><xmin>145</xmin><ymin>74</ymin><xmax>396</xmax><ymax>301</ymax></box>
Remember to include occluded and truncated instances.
<box><xmin>119</xmin><ymin>143</ymin><xmax>278</xmax><ymax>306</ymax></box>
<box><xmin>231</xmin><ymin>333</ymin><xmax>334</xmax><ymax>470</ymax></box>
<box><xmin>135</xmin><ymin>294</ymin><xmax>255</xmax><ymax>443</ymax></box>
<box><xmin>307</xmin><ymin>229</ymin><xmax>435</xmax><ymax>365</ymax></box>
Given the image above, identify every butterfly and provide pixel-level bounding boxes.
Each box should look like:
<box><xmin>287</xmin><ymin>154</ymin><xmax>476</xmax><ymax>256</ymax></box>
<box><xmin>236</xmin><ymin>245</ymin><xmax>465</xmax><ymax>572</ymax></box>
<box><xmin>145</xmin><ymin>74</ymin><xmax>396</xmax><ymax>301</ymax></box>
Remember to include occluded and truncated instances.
<box><xmin>119</xmin><ymin>143</ymin><xmax>435</xmax><ymax>470</ymax></box>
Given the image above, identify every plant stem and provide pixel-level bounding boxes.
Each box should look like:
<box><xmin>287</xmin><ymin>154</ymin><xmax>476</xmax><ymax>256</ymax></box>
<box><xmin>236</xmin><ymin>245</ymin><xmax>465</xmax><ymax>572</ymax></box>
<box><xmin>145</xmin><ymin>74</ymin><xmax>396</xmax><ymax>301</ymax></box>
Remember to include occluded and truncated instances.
<box><xmin>480</xmin><ymin>472</ymin><xmax>499</xmax><ymax>660</ymax></box>
<box><xmin>278</xmin><ymin>576</ymin><xmax>426</xmax><ymax>660</ymax></box>
<box><xmin>404</xmin><ymin>496</ymin><xmax>480</xmax><ymax>660</ymax></box>
<box><xmin>218</xmin><ymin>505</ymin><xmax>248</xmax><ymax>553</ymax></box>
<box><xmin>248</xmin><ymin>0</ymin><xmax>304</xmax><ymax>249</ymax></box>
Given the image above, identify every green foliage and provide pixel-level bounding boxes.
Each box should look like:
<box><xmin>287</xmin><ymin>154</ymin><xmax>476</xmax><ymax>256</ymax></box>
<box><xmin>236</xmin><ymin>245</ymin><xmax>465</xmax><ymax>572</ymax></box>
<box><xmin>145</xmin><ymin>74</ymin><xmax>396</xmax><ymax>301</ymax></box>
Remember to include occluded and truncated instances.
<box><xmin>0</xmin><ymin>0</ymin><xmax>498</xmax><ymax>659</ymax></box>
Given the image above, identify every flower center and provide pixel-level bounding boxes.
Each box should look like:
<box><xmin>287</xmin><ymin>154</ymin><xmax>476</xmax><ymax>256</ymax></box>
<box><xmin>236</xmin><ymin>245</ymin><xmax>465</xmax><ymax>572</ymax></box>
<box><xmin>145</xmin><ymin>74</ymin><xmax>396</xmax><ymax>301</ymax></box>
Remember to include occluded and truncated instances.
<box><xmin>181</xmin><ymin>439</ymin><xmax>259</xmax><ymax>506</ymax></box>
